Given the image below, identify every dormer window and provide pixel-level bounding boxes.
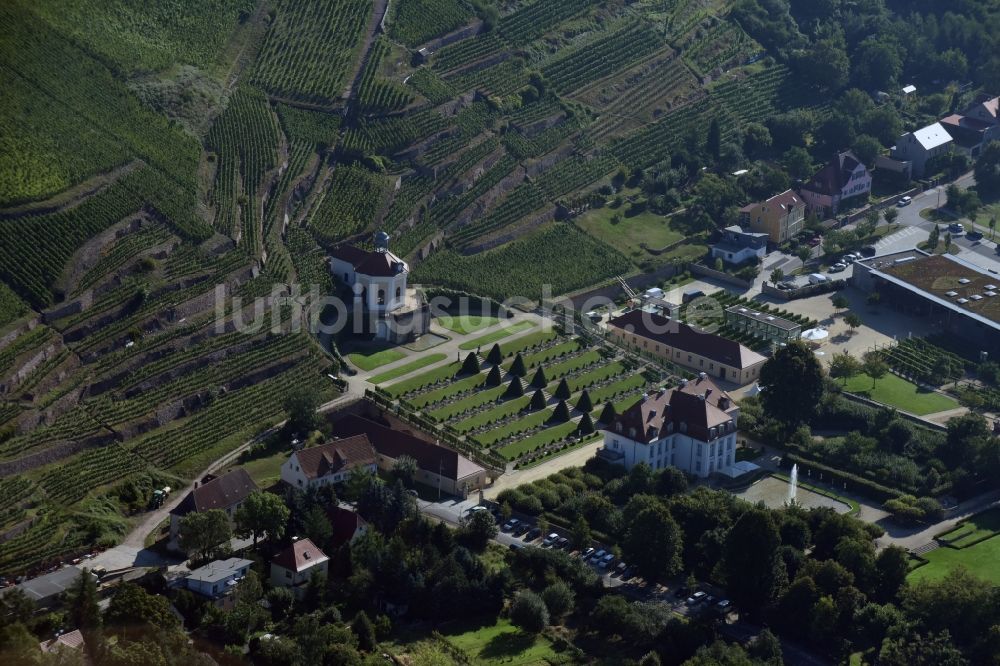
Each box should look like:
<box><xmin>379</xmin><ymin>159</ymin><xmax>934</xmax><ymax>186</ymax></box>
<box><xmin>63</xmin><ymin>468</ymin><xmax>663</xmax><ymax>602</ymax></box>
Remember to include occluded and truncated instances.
<box><xmin>616</xmin><ymin>422</ymin><xmax>623</xmax><ymax>433</ymax></box>
<box><xmin>628</xmin><ymin>427</ymin><xmax>637</xmax><ymax>439</ymax></box>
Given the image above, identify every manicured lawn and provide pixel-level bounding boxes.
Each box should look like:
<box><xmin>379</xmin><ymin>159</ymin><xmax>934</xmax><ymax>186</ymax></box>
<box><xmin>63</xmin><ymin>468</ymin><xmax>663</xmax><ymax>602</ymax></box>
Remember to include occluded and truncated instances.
<box><xmin>348</xmin><ymin>348</ymin><xmax>406</xmax><ymax>371</ymax></box>
<box><xmin>436</xmin><ymin>315</ymin><xmax>501</xmax><ymax>334</ymax></box>
<box><xmin>426</xmin><ymin>385</ymin><xmax>506</xmax><ymax>422</ymax></box>
<box><xmin>498</xmin><ymin>421</ymin><xmax>578</xmax><ymax>459</ymax></box>
<box><xmin>240</xmin><ymin>451</ymin><xmax>287</xmax><ymax>487</ymax></box>
<box><xmin>588</xmin><ymin>374</ymin><xmax>647</xmax><ymax>404</ymax></box>
<box><xmin>452</xmin><ymin>395</ymin><xmax>532</xmax><ymax>433</ymax></box>
<box><xmin>842</xmin><ymin>373</ymin><xmax>958</xmax><ymax>415</ymax></box>
<box><xmin>383</xmin><ymin>362</ymin><xmax>461</xmax><ymax>398</ymax></box>
<box><xmin>937</xmin><ymin>507</ymin><xmax>1000</xmax><ymax>547</ymax></box>
<box><xmin>499</xmin><ymin>329</ymin><xmax>559</xmax><ymax>356</ymax></box>
<box><xmin>908</xmin><ymin>534</ymin><xmax>1000</xmax><ymax>584</ymax></box>
<box><xmin>407</xmin><ymin>373</ymin><xmax>485</xmax><ymax>409</ymax></box>
<box><xmin>474</xmin><ymin>408</ymin><xmax>553</xmax><ymax>446</ymax></box>
<box><xmin>458</xmin><ymin>321</ymin><xmax>535</xmax><ymax>350</ymax></box>
<box><xmin>369</xmin><ymin>353</ymin><xmax>447</xmax><ymax>384</ymax></box>
<box><xmin>576</xmin><ymin>206</ymin><xmax>684</xmax><ymax>259</ymax></box>
<box><xmin>441</xmin><ymin>618</ymin><xmax>560</xmax><ymax>665</ymax></box>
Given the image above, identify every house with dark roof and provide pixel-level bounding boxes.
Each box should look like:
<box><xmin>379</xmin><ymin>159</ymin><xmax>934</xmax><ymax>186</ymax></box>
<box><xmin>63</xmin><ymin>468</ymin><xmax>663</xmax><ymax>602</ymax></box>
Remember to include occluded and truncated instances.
<box><xmin>711</xmin><ymin>225</ymin><xmax>769</xmax><ymax>263</ymax></box>
<box><xmin>329</xmin><ymin>231</ymin><xmax>429</xmax><ymax>343</ymax></box>
<box><xmin>280</xmin><ymin>434</ymin><xmax>377</xmax><ymax>491</ymax></box>
<box><xmin>332</xmin><ymin>414</ymin><xmax>488</xmax><ymax>496</ymax></box>
<box><xmin>598</xmin><ymin>375</ymin><xmax>740</xmax><ymax>477</ymax></box>
<box><xmin>168</xmin><ymin>469</ymin><xmax>258</xmax><ymax>552</ymax></box>
<box><xmin>738</xmin><ymin>190</ymin><xmax>805</xmax><ymax>243</ymax></box>
<box><xmin>270</xmin><ymin>538</ymin><xmax>329</xmax><ymax>598</ymax></box>
<box><xmin>607</xmin><ymin>309</ymin><xmax>767</xmax><ymax>385</ymax></box>
<box><xmin>327</xmin><ymin>505</ymin><xmax>368</xmax><ymax>549</ymax></box>
<box><xmin>798</xmin><ymin>150</ymin><xmax>871</xmax><ymax>218</ymax></box>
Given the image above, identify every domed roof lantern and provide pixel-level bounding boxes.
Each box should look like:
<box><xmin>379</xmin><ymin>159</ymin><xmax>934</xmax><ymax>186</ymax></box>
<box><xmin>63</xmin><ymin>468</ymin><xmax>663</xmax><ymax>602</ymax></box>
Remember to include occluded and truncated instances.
<box><xmin>373</xmin><ymin>231</ymin><xmax>390</xmax><ymax>252</ymax></box>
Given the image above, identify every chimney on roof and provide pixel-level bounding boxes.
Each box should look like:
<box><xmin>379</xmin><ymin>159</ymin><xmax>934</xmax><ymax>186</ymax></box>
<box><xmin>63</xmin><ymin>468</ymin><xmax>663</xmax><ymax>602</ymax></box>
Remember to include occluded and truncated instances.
<box><xmin>679</xmin><ymin>379</ymin><xmax>688</xmax><ymax>388</ymax></box>
<box><xmin>292</xmin><ymin>535</ymin><xmax>299</xmax><ymax>542</ymax></box>
<box><xmin>641</xmin><ymin>393</ymin><xmax>649</xmax><ymax>402</ymax></box>
<box><xmin>193</xmin><ymin>481</ymin><xmax>198</xmax><ymax>488</ymax></box>
<box><xmin>719</xmin><ymin>396</ymin><xmax>731</xmax><ymax>410</ymax></box>
<box><xmin>706</xmin><ymin>389</ymin><xmax>713</xmax><ymax>399</ymax></box>
<box><xmin>699</xmin><ymin>393</ymin><xmax>706</xmax><ymax>401</ymax></box>
<box><xmin>658</xmin><ymin>387</ymin><xmax>667</xmax><ymax>396</ymax></box>
<box><xmin>698</xmin><ymin>372</ymin><xmax>707</xmax><ymax>380</ymax></box>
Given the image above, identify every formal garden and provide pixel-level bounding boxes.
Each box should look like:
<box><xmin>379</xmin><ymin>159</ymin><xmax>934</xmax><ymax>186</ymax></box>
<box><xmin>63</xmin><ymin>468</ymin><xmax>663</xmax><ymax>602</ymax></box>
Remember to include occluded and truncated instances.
<box><xmin>371</xmin><ymin>329</ymin><xmax>665</xmax><ymax>467</ymax></box>
<box><xmin>909</xmin><ymin>507</ymin><xmax>1000</xmax><ymax>584</ymax></box>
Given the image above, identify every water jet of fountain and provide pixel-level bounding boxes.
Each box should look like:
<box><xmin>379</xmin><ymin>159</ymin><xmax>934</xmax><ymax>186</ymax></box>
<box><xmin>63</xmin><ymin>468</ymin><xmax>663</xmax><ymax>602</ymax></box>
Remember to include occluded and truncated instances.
<box><xmin>787</xmin><ymin>464</ymin><xmax>798</xmax><ymax>505</ymax></box>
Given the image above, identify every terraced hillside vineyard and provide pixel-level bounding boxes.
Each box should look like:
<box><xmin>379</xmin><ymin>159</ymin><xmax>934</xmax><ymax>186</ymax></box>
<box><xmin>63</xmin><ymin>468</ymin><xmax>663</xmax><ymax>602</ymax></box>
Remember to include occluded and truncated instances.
<box><xmin>2</xmin><ymin>0</ymin><xmax>971</xmax><ymax>577</ymax></box>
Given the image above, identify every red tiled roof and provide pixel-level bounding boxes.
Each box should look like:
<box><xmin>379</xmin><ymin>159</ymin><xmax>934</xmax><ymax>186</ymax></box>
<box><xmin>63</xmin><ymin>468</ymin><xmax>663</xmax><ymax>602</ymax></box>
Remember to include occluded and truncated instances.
<box><xmin>272</xmin><ymin>538</ymin><xmax>328</xmax><ymax>573</ymax></box>
<box><xmin>293</xmin><ymin>434</ymin><xmax>376</xmax><ymax>480</ymax></box>
<box><xmin>327</xmin><ymin>505</ymin><xmax>367</xmax><ymax>548</ymax></box>
<box><xmin>171</xmin><ymin>469</ymin><xmax>258</xmax><ymax>518</ymax></box>
<box><xmin>40</xmin><ymin>629</ymin><xmax>86</xmax><ymax>653</ymax></box>
<box><xmin>608</xmin><ymin>376</ymin><xmax>736</xmax><ymax>444</ymax></box>
<box><xmin>801</xmin><ymin>151</ymin><xmax>864</xmax><ymax>196</ymax></box>
<box><xmin>332</xmin><ymin>414</ymin><xmax>485</xmax><ymax>480</ymax></box>
<box><xmin>766</xmin><ymin>189</ymin><xmax>802</xmax><ymax>210</ymax></box>
<box><xmin>607</xmin><ymin>309</ymin><xmax>764</xmax><ymax>370</ymax></box>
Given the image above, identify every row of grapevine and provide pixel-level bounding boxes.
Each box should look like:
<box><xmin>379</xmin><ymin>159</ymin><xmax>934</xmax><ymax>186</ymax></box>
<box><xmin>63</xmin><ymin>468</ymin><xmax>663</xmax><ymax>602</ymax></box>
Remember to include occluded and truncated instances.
<box><xmin>341</xmin><ymin>110</ymin><xmax>449</xmax><ymax>154</ymax></box>
<box><xmin>412</xmin><ymin>224</ymin><xmax>631</xmax><ymax>301</ymax></box>
<box><xmin>0</xmin><ymin>167</ymin><xmax>201</xmax><ymax>307</ymax></box>
<box><xmin>408</xmin><ymin>67</ymin><xmax>457</xmax><ymax>105</ymax></box>
<box><xmin>609</xmin><ymin>97</ymin><xmax>715</xmax><ymax>169</ymax></box>
<box><xmin>450</xmin><ymin>183</ymin><xmax>546</xmax><ymax>247</ymax></box>
<box><xmin>252</xmin><ymin>0</ymin><xmax>370</xmax><ymax>104</ymax></box>
<box><xmin>72</xmin><ymin>223</ymin><xmax>172</xmax><ymax>296</ymax></box>
<box><xmin>0</xmin><ymin>3</ymin><xmax>202</xmax><ymax>205</ymax></box>
<box><xmin>431</xmin><ymin>32</ymin><xmax>507</xmax><ymax>75</ymax></box>
<box><xmin>499</xmin><ymin>0</ymin><xmax>601</xmax><ymax>45</ymax></box>
<box><xmin>447</xmin><ymin>58</ymin><xmax>529</xmax><ymax>97</ymax></box>
<box><xmin>683</xmin><ymin>19</ymin><xmax>755</xmax><ymax>75</ymax></box>
<box><xmin>275</xmin><ymin>104</ymin><xmax>342</xmax><ymax>148</ymax></box>
<box><xmin>541</xmin><ymin>22</ymin><xmax>662</xmax><ymax>94</ymax></box>
<box><xmin>418</xmin><ymin>102</ymin><xmax>499</xmax><ymax>166</ymax></box>
<box><xmin>356</xmin><ymin>38</ymin><xmax>414</xmax><ymax>114</ymax></box>
<box><xmin>387</xmin><ymin>0</ymin><xmax>472</xmax><ymax>48</ymax></box>
<box><xmin>205</xmin><ymin>85</ymin><xmax>280</xmax><ymax>253</ymax></box>
<box><xmin>427</xmin><ymin>155</ymin><xmax>518</xmax><ymax>227</ymax></box>
<box><xmin>38</xmin><ymin>443</ymin><xmax>148</xmax><ymax>506</ymax></box>
<box><xmin>310</xmin><ymin>164</ymin><xmax>387</xmax><ymax>245</ymax></box>
<box><xmin>503</xmin><ymin>117</ymin><xmax>580</xmax><ymax>159</ymax></box>
<box><xmin>287</xmin><ymin>227</ymin><xmax>334</xmax><ymax>292</ymax></box>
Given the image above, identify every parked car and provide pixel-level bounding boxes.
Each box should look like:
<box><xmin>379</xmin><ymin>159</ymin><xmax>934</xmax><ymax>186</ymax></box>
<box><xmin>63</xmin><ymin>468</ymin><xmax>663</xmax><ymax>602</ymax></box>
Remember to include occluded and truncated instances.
<box><xmin>512</xmin><ymin>523</ymin><xmax>530</xmax><ymax>536</ymax></box>
<box><xmin>580</xmin><ymin>547</ymin><xmax>595</xmax><ymax>560</ymax></box>
<box><xmin>599</xmin><ymin>553</ymin><xmax>615</xmax><ymax>568</ymax></box>
<box><xmin>949</xmin><ymin>223</ymin><xmax>965</xmax><ymax>234</ymax></box>
<box><xmin>525</xmin><ymin>527</ymin><xmax>542</xmax><ymax>541</ymax></box>
<box><xmin>556</xmin><ymin>537</ymin><xmax>570</xmax><ymax>549</ymax></box>
<box><xmin>542</xmin><ymin>532</ymin><xmax>560</xmax><ymax>547</ymax></box>
<box><xmin>591</xmin><ymin>549</ymin><xmax>607</xmax><ymax>563</ymax></box>
<box><xmin>828</xmin><ymin>263</ymin><xmax>847</xmax><ymax>273</ymax></box>
<box><xmin>686</xmin><ymin>591</ymin><xmax>707</xmax><ymax>605</ymax></box>
<box><xmin>614</xmin><ymin>562</ymin><xmax>628</xmax><ymax>577</ymax></box>
<box><xmin>501</xmin><ymin>518</ymin><xmax>520</xmax><ymax>532</ymax></box>
<box><xmin>860</xmin><ymin>245</ymin><xmax>877</xmax><ymax>257</ymax></box>
<box><xmin>621</xmin><ymin>566</ymin><xmax>636</xmax><ymax>580</ymax></box>
<box><xmin>467</xmin><ymin>505</ymin><xmax>488</xmax><ymax>515</ymax></box>
<box><xmin>716</xmin><ymin>599</ymin><xmax>732</xmax><ymax>611</ymax></box>
<box><xmin>808</xmin><ymin>273</ymin><xmax>829</xmax><ymax>285</ymax></box>
<box><xmin>898</xmin><ymin>196</ymin><xmax>912</xmax><ymax>206</ymax></box>
<box><xmin>968</xmin><ymin>230</ymin><xmax>984</xmax><ymax>241</ymax></box>
<box><xmin>842</xmin><ymin>254</ymin><xmax>858</xmax><ymax>263</ymax></box>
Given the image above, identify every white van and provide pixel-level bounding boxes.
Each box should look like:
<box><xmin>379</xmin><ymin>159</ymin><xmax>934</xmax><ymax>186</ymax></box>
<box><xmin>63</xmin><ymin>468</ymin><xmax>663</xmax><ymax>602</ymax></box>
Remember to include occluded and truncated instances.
<box><xmin>808</xmin><ymin>273</ymin><xmax>828</xmax><ymax>285</ymax></box>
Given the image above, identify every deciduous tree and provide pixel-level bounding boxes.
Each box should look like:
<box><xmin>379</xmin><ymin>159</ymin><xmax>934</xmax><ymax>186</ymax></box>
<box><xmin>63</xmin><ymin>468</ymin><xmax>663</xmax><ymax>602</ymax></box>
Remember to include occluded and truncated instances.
<box><xmin>179</xmin><ymin>509</ymin><xmax>232</xmax><ymax>560</ymax></box>
<box><xmin>759</xmin><ymin>341</ymin><xmax>825</xmax><ymax>425</ymax></box>
<box><xmin>235</xmin><ymin>491</ymin><xmax>291</xmax><ymax>547</ymax></box>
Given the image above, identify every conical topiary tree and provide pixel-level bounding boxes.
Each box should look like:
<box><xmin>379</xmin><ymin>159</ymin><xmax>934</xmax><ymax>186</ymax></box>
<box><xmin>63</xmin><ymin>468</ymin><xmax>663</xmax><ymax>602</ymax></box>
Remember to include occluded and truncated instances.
<box><xmin>577</xmin><ymin>411</ymin><xmax>595</xmax><ymax>436</ymax></box>
<box><xmin>486</xmin><ymin>343</ymin><xmax>503</xmax><ymax>366</ymax></box>
<box><xmin>597</xmin><ymin>401</ymin><xmax>616</xmax><ymax>424</ymax></box>
<box><xmin>460</xmin><ymin>351</ymin><xmax>480</xmax><ymax>376</ymax></box>
<box><xmin>550</xmin><ymin>399</ymin><xmax>570</xmax><ymax>423</ymax></box>
<box><xmin>554</xmin><ymin>378</ymin><xmax>571</xmax><ymax>401</ymax></box>
<box><xmin>485</xmin><ymin>364</ymin><xmax>502</xmax><ymax>387</ymax></box>
<box><xmin>504</xmin><ymin>376</ymin><xmax>524</xmax><ymax>399</ymax></box>
<box><xmin>575</xmin><ymin>389</ymin><xmax>593</xmax><ymax>413</ymax></box>
<box><xmin>530</xmin><ymin>366</ymin><xmax>548</xmax><ymax>389</ymax></box>
<box><xmin>510</xmin><ymin>353</ymin><xmax>526</xmax><ymax>377</ymax></box>
<box><xmin>530</xmin><ymin>389</ymin><xmax>546</xmax><ymax>411</ymax></box>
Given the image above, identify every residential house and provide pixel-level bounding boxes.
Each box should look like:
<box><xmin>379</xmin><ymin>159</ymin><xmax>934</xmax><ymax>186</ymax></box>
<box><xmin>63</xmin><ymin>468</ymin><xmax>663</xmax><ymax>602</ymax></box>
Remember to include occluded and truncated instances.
<box><xmin>799</xmin><ymin>151</ymin><xmax>871</xmax><ymax>217</ymax></box>
<box><xmin>711</xmin><ymin>225</ymin><xmax>769</xmax><ymax>263</ymax></box>
<box><xmin>962</xmin><ymin>94</ymin><xmax>1000</xmax><ymax>127</ymax></box>
<box><xmin>891</xmin><ymin>123</ymin><xmax>954</xmax><ymax>178</ymax></box>
<box><xmin>607</xmin><ymin>309</ymin><xmax>767</xmax><ymax>385</ymax></box>
<box><xmin>281</xmin><ymin>434</ymin><xmax>377</xmax><ymax>491</ymax></box>
<box><xmin>724</xmin><ymin>306</ymin><xmax>802</xmax><ymax>344</ymax></box>
<box><xmin>327</xmin><ymin>505</ymin><xmax>368</xmax><ymax>549</ymax></box>
<box><xmin>598</xmin><ymin>375</ymin><xmax>739</xmax><ymax>477</ymax></box>
<box><xmin>40</xmin><ymin>629</ymin><xmax>89</xmax><ymax>664</ymax></box>
<box><xmin>270</xmin><ymin>538</ymin><xmax>329</xmax><ymax>598</ymax></box>
<box><xmin>739</xmin><ymin>190</ymin><xmax>805</xmax><ymax>243</ymax></box>
<box><xmin>332</xmin><ymin>414</ymin><xmax>489</xmax><ymax>496</ymax></box>
<box><xmin>182</xmin><ymin>558</ymin><xmax>253</xmax><ymax>609</ymax></box>
<box><xmin>168</xmin><ymin>469</ymin><xmax>258</xmax><ymax>552</ymax></box>
<box><xmin>329</xmin><ymin>231</ymin><xmax>429</xmax><ymax>343</ymax></box>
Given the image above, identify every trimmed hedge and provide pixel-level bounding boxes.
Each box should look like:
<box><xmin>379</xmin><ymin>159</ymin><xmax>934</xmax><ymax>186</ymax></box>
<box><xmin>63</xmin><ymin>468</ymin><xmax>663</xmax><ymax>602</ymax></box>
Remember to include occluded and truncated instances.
<box><xmin>782</xmin><ymin>452</ymin><xmax>903</xmax><ymax>503</ymax></box>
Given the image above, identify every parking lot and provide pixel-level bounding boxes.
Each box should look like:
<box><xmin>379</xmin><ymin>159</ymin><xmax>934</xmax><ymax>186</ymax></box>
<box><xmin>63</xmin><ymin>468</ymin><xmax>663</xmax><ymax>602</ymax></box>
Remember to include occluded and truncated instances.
<box><xmin>494</xmin><ymin>512</ymin><xmax>734</xmax><ymax>619</ymax></box>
